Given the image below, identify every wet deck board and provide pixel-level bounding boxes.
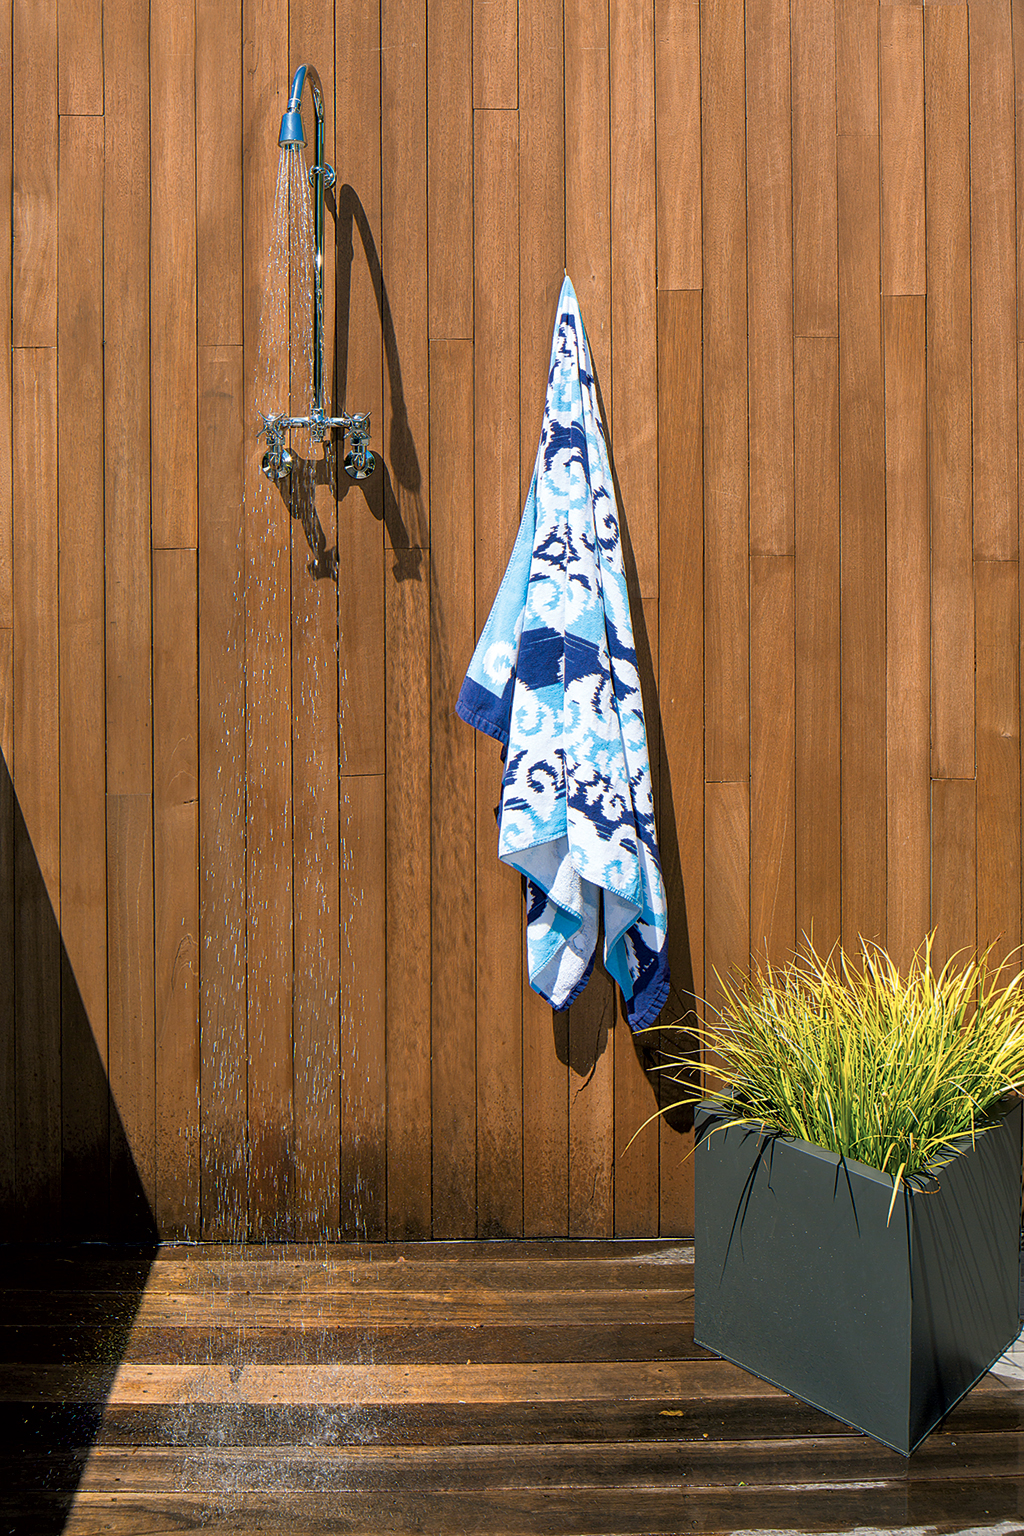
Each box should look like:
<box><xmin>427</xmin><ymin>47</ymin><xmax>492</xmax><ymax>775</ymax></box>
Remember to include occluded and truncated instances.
<box><xmin>0</xmin><ymin>1240</ymin><xmax>1021</xmax><ymax>1534</ymax></box>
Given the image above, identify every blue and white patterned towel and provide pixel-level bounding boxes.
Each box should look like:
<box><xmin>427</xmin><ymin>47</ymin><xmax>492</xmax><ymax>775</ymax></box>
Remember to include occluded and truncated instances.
<box><xmin>456</xmin><ymin>275</ymin><xmax>669</xmax><ymax>1031</ymax></box>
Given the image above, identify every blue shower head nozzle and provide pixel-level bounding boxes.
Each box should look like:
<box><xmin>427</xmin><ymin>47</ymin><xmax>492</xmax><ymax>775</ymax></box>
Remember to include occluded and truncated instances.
<box><xmin>278</xmin><ymin>109</ymin><xmax>305</xmax><ymax>146</ymax></box>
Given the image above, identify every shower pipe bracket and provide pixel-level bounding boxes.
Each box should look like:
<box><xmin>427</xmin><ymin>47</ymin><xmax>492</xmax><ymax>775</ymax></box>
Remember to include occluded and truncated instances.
<box><xmin>261</xmin><ymin>64</ymin><xmax>375</xmax><ymax>485</ymax></box>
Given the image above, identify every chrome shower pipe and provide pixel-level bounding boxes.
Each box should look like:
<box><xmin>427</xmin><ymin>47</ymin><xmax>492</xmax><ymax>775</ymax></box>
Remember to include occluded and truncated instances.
<box><xmin>263</xmin><ymin>64</ymin><xmax>375</xmax><ymax>482</ymax></box>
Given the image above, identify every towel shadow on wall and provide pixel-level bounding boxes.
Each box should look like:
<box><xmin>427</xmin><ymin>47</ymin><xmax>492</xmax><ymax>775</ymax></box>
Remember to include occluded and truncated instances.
<box><xmin>265</xmin><ymin>183</ymin><xmax>425</xmax><ymax>583</ymax></box>
<box><xmin>553</xmin><ymin>374</ymin><xmax>699</xmax><ymax>1138</ymax></box>
<box><xmin>0</xmin><ymin>750</ymin><xmax>157</xmax><ymax>1532</ymax></box>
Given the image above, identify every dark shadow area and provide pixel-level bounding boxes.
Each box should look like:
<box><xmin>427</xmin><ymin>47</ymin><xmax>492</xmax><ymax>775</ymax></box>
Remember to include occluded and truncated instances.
<box><xmin>0</xmin><ymin>751</ymin><xmax>157</xmax><ymax>1532</ymax></box>
<box><xmin>332</xmin><ymin>183</ymin><xmax>424</xmax><ymax>578</ymax></box>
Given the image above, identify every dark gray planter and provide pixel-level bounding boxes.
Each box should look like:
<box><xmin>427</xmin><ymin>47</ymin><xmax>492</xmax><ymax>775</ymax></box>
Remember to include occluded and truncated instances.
<box><xmin>694</xmin><ymin>1097</ymin><xmax>1023</xmax><ymax>1455</ymax></box>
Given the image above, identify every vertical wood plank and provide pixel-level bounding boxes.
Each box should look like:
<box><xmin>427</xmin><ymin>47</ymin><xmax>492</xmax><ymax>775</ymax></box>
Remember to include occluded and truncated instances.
<box><xmin>336</xmin><ymin>0</ymin><xmax>385</xmax><ymax>780</ymax></box>
<box><xmin>704</xmin><ymin>781</ymin><xmax>750</xmax><ymax>1039</ymax></box>
<box><xmin>383</xmin><ymin>0</ymin><xmax>429</xmax><ymax>546</ymax></box>
<box><xmin>611</xmin><ymin>0</ymin><xmax>657</xmax><ymax>592</ymax></box>
<box><xmin>0</xmin><ymin>0</ymin><xmax>11</xmax><ymax>633</ymax></box>
<box><xmin>430</xmin><ymin>340</ymin><xmax>477</xmax><ymax>1239</ymax></box>
<box><xmin>976</xmin><ymin>559</ymin><xmax>1021</xmax><ymax>966</ymax></box>
<box><xmin>386</xmin><ymin>552</ymin><xmax>432</xmax><ymax>1238</ymax></box>
<box><xmin>290</xmin><ymin>0</ymin><xmax>343</xmax><ymax>1248</ymax></box>
<box><xmin>881</xmin><ymin>3</ymin><xmax>925</xmax><ymax>295</ymax></box>
<box><xmin>970</xmin><ymin>0</ymin><xmax>1018</xmax><ymax>561</ymax></box>
<box><xmin>837</xmin><ymin>0</ymin><xmax>879</xmax><ymax>137</ymax></box>
<box><xmin>750</xmin><ymin>556</ymin><xmax>796</xmax><ymax>962</ymax></box>
<box><xmin>795</xmin><ymin>339</ymin><xmax>841</xmax><ymax>948</ymax></box>
<box><xmin>519</xmin><ymin>0</ymin><xmax>564</xmax><ymax>484</ymax></box>
<box><xmin>58</xmin><ymin>0</ymin><xmax>102</xmax><ymax>113</ymax></box>
<box><xmin>655</xmin><ymin>0</ymin><xmax>701</xmax><ymax>291</ymax></box>
<box><xmin>474</xmin><ymin>109</ymin><xmax>522</xmax><ymax>1239</ymax></box>
<box><xmin>107</xmin><ymin>795</ymin><xmax>156</xmax><ymax>1233</ymax></box>
<box><xmin>243</xmin><ymin>0</ymin><xmax>292</xmax><ymax>1240</ymax></box>
<box><xmin>336</xmin><ymin>0</ymin><xmax>387</xmax><ymax>1245</ymax></box>
<box><xmin>105</xmin><ymin>0</ymin><xmax>152</xmax><ymax>796</ymax></box>
<box><xmin>568</xmin><ymin>975</ymin><xmax>615</xmax><ymax>1239</ymax></box>
<box><xmin>339</xmin><ymin>773</ymin><xmax>387</xmax><ymax>1241</ymax></box>
<box><xmin>428</xmin><ymin>0</ymin><xmax>473</xmax><ymax>338</ymax></box>
<box><xmin>839</xmin><ymin>131</ymin><xmax>887</xmax><ymax>951</ymax></box>
<box><xmin>747</xmin><ymin>0</ymin><xmax>794</xmax><ymax>556</ymax></box>
<box><xmin>702</xmin><ymin>0</ymin><xmax>748</xmax><ymax>782</ymax></box>
<box><xmin>198</xmin><ymin>344</ymin><xmax>247</xmax><ymax>1241</ymax></box>
<box><xmin>931</xmin><ymin>779</ymin><xmax>977</xmax><ymax>969</ymax></box>
<box><xmin>12</xmin><ymin>0</ymin><xmax>56</xmax><ymax>347</ymax></box>
<box><xmin>197</xmin><ymin>0</ymin><xmax>242</xmax><ymax>346</ymax></box>
<box><xmin>13</xmin><ymin>349</ymin><xmax>60</xmax><ymax>1238</ymax></box>
<box><xmin>926</xmin><ymin>2</ymin><xmax>974</xmax><ymax>778</ymax></box>
<box><xmin>475</xmin><ymin>0</ymin><xmax>518</xmax><ymax>107</ymax></box>
<box><xmin>150</xmin><ymin>0</ymin><xmax>198</xmax><ymax>547</ymax></box>
<box><xmin>564</xmin><ymin>0</ymin><xmax>610</xmax><ymax>386</ymax></box>
<box><xmin>153</xmin><ymin>550</ymin><xmax>200</xmax><ymax>1238</ymax></box>
<box><xmin>520</xmin><ymin>0</ymin><xmax>567</xmax><ymax>1239</ymax></box>
<box><xmin>58</xmin><ymin>115</ymin><xmax>108</xmax><ymax>1237</ymax></box>
<box><xmin>792</xmin><ymin>0</ymin><xmax>838</xmax><ymax>336</ymax></box>
<box><xmin>656</xmin><ymin>291</ymin><xmax>702</xmax><ymax>1238</ymax></box>
<box><xmin>884</xmin><ymin>296</ymin><xmax>930</xmax><ymax>970</ymax></box>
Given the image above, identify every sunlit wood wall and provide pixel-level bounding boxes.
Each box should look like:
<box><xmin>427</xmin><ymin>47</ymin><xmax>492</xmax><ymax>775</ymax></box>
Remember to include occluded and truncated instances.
<box><xmin>2</xmin><ymin>0</ymin><xmax>1020</xmax><ymax>1240</ymax></box>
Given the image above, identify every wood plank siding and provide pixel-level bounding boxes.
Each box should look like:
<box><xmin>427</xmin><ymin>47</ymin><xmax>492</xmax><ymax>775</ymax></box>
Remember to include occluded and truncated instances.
<box><xmin>3</xmin><ymin>0</ymin><xmax>1021</xmax><ymax>1240</ymax></box>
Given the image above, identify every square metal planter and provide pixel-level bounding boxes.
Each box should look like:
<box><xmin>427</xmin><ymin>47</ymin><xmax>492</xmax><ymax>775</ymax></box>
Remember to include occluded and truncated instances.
<box><xmin>694</xmin><ymin>1097</ymin><xmax>1023</xmax><ymax>1455</ymax></box>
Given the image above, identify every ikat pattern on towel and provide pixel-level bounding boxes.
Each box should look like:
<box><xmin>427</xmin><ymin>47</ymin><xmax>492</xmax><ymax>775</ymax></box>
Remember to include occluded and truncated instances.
<box><xmin>456</xmin><ymin>275</ymin><xmax>669</xmax><ymax>1031</ymax></box>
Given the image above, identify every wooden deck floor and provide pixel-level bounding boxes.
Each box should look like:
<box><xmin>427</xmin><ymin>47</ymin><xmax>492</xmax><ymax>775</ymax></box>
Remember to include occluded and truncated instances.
<box><xmin>1</xmin><ymin>1240</ymin><xmax>1023</xmax><ymax>1535</ymax></box>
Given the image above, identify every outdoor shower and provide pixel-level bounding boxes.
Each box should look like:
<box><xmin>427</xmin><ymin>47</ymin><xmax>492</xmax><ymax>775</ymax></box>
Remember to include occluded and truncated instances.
<box><xmin>259</xmin><ymin>64</ymin><xmax>375</xmax><ymax>482</ymax></box>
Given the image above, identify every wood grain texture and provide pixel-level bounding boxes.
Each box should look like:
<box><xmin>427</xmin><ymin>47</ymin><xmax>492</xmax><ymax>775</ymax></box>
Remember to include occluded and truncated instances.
<box><xmin>473</xmin><ymin>111</ymin><xmax>522</xmax><ymax>1239</ymax></box>
<box><xmin>656</xmin><ymin>290</ymin><xmax>702</xmax><ymax>1239</ymax></box>
<box><xmin>881</xmin><ymin>3</ymin><xmax>925</xmax><ymax>295</ymax></box>
<box><xmin>104</xmin><ymin>0</ymin><xmax>152</xmax><ymax>796</ymax></box>
<box><xmin>58</xmin><ymin>116</ymin><xmax>109</xmax><ymax>1238</ymax></box>
<box><xmin>746</xmin><ymin>0</ymin><xmax>794</xmax><ymax>556</ymax></box>
<box><xmin>568</xmin><ymin>971</ymin><xmax>615</xmax><ymax>1240</ymax></box>
<box><xmin>701</xmin><ymin>0</ymin><xmax>748</xmax><ymax>781</ymax></box>
<box><xmin>931</xmin><ymin>779</ymin><xmax>977</xmax><ymax>970</ymax></box>
<box><xmin>975</xmin><ymin>559</ymin><xmax>1021</xmax><ymax>966</ymax></box>
<box><xmin>339</xmin><ymin>774</ymin><xmax>387</xmax><ymax>1242</ymax></box>
<box><xmin>385</xmin><ymin>553</ymin><xmax>432</xmax><ymax>1239</ymax></box>
<box><xmin>926</xmin><ymin>2</ymin><xmax>974</xmax><ymax>778</ymax></box>
<box><xmin>564</xmin><ymin>0</ymin><xmax>610</xmax><ymax>391</ymax></box>
<box><xmin>611</xmin><ymin>0</ymin><xmax>657</xmax><ymax>595</ymax></box>
<box><xmin>197</xmin><ymin>345</ymin><xmax>247</xmax><ymax>1242</ymax></box>
<box><xmin>474</xmin><ymin>0</ymin><xmax>517</xmax><ymax>108</ymax></box>
<box><xmin>153</xmin><ymin>552</ymin><xmax>200</xmax><ymax>1238</ymax></box>
<box><xmin>655</xmin><ymin>0</ymin><xmax>701</xmax><ymax>291</ymax></box>
<box><xmin>839</xmin><ymin>131</ymin><xmax>887</xmax><ymax>951</ymax></box>
<box><xmin>428</xmin><ymin>0</ymin><xmax>473</xmax><ymax>338</ymax></box>
<box><xmin>750</xmin><ymin>556</ymin><xmax>796</xmax><ymax>963</ymax></box>
<box><xmin>12</xmin><ymin>0</ymin><xmax>56</xmax><ymax>347</ymax></box>
<box><xmin>382</xmin><ymin>0</ymin><xmax>429</xmax><ymax>547</ymax></box>
<box><xmin>197</xmin><ymin>0</ymin><xmax>242</xmax><ymax>345</ymax></box>
<box><xmin>704</xmin><ymin>782</ymin><xmax>750</xmax><ymax>1046</ymax></box>
<box><xmin>884</xmin><ymin>297</ymin><xmax>930</xmax><ymax>969</ymax></box>
<box><xmin>795</xmin><ymin>339</ymin><xmax>841</xmax><ymax>948</ymax></box>
<box><xmin>242</xmin><ymin>0</ymin><xmax>293</xmax><ymax>1241</ymax></box>
<box><xmin>970</xmin><ymin>0</ymin><xmax>1018</xmax><ymax>560</ymax></box>
<box><xmin>0</xmin><ymin>635</ymin><xmax>14</xmax><ymax>1225</ymax></box>
<box><xmin>12</xmin><ymin>349</ymin><xmax>59</xmax><ymax>1238</ymax></box>
<box><xmin>0</xmin><ymin>0</ymin><xmax>10</xmax><ymax>633</ymax></box>
<box><xmin>792</xmin><ymin>0</ymin><xmax>837</xmax><ymax>335</ymax></box>
<box><xmin>429</xmin><ymin>341</ymin><xmax>477</xmax><ymax>1239</ymax></box>
<box><xmin>58</xmin><ymin>0</ymin><xmax>102</xmax><ymax>112</ymax></box>
<box><xmin>150</xmin><ymin>0</ymin><xmax>198</xmax><ymax>547</ymax></box>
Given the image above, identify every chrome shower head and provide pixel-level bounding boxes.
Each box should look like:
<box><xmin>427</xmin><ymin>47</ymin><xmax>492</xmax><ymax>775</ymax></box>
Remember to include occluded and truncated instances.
<box><xmin>279</xmin><ymin>64</ymin><xmax>307</xmax><ymax>145</ymax></box>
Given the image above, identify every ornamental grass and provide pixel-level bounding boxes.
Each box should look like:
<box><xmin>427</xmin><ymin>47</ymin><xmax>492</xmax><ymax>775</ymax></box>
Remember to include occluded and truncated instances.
<box><xmin>652</xmin><ymin>937</ymin><xmax>1024</xmax><ymax>1201</ymax></box>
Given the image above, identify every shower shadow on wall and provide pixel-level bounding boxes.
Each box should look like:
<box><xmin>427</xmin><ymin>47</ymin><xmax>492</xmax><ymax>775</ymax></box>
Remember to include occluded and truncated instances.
<box><xmin>0</xmin><ymin>751</ymin><xmax>157</xmax><ymax>1533</ymax></box>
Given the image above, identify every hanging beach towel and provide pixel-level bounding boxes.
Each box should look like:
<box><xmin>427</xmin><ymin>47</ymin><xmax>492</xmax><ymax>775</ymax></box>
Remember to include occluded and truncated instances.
<box><xmin>456</xmin><ymin>275</ymin><xmax>669</xmax><ymax>1031</ymax></box>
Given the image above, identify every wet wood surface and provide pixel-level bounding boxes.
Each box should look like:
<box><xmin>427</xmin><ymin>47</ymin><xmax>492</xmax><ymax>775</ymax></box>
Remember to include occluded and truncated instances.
<box><xmin>1</xmin><ymin>1240</ymin><xmax>1021</xmax><ymax>1535</ymax></box>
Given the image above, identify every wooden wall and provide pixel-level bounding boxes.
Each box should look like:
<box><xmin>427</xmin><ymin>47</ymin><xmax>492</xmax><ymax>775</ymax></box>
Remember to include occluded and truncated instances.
<box><xmin>2</xmin><ymin>0</ymin><xmax>1020</xmax><ymax>1241</ymax></box>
